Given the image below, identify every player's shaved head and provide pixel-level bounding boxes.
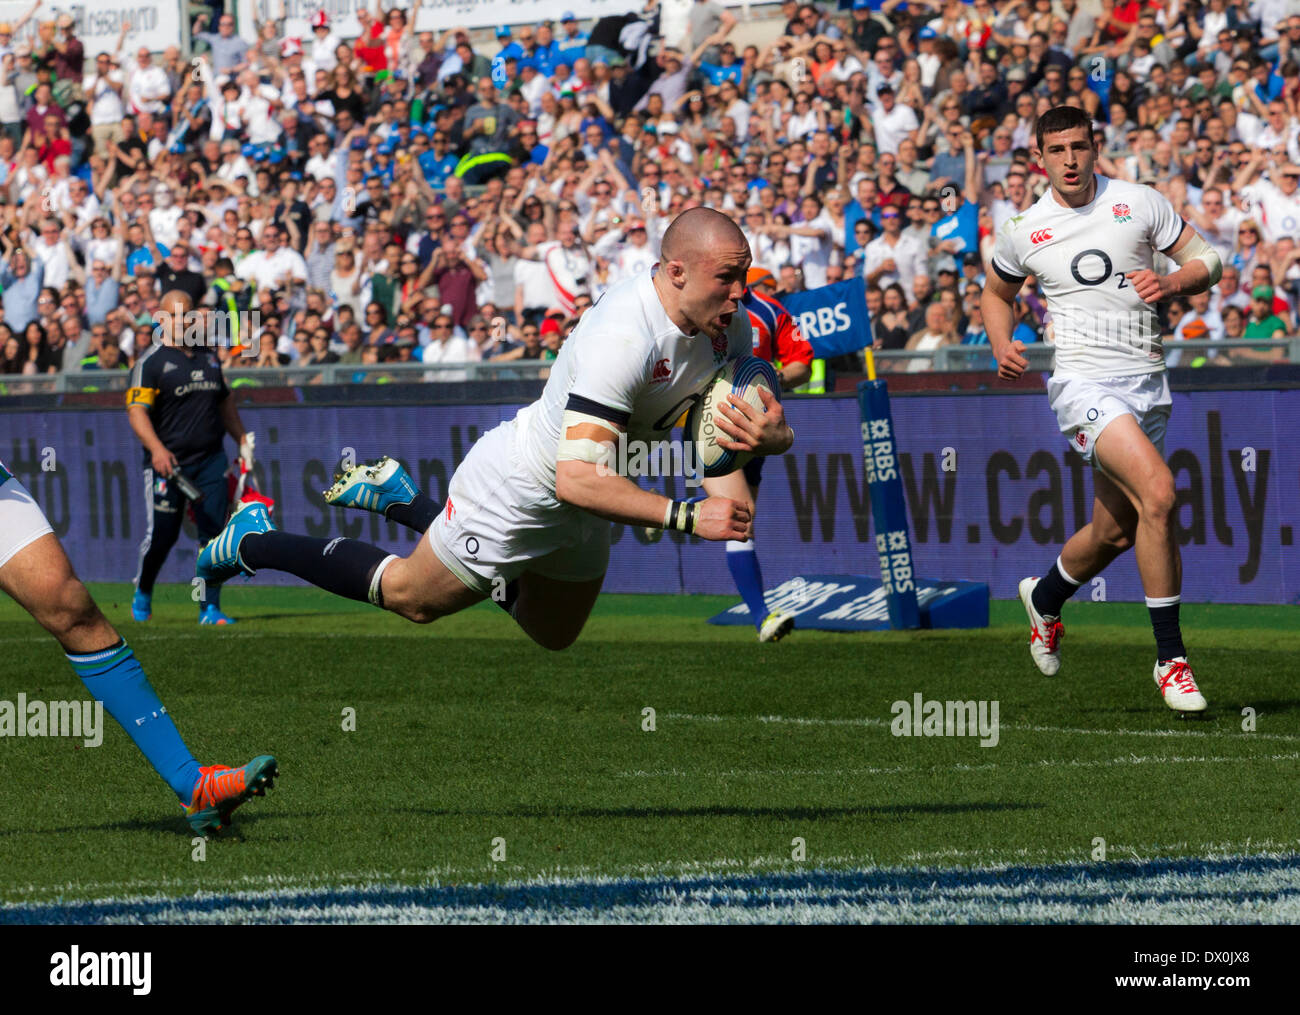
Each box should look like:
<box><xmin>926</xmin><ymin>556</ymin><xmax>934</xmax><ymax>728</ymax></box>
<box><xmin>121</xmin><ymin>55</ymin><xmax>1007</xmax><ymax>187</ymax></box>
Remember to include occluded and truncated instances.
<box><xmin>654</xmin><ymin>207</ymin><xmax>751</xmax><ymax>342</ymax></box>
<box><xmin>661</xmin><ymin>207</ymin><xmax>748</xmax><ymax>267</ymax></box>
<box><xmin>160</xmin><ymin>289</ymin><xmax>193</xmax><ymax>315</ymax></box>
<box><xmin>158</xmin><ymin>289</ymin><xmax>194</xmax><ymax>346</ymax></box>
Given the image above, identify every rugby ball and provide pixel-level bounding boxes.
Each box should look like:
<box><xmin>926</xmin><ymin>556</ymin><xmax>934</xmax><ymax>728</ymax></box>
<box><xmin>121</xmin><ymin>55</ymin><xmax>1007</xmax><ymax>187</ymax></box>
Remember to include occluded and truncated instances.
<box><xmin>686</xmin><ymin>356</ymin><xmax>781</xmax><ymax>477</ymax></box>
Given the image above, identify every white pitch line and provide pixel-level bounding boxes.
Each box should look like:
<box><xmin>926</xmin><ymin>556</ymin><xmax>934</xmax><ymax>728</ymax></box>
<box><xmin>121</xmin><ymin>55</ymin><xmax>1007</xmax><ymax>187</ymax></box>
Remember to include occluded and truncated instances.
<box><xmin>666</xmin><ymin>712</ymin><xmax>1300</xmax><ymax>744</ymax></box>
<box><xmin>10</xmin><ymin>851</ymin><xmax>1300</xmax><ymax>925</ymax></box>
<box><xmin>9</xmin><ymin>842</ymin><xmax>1300</xmax><ymax>908</ymax></box>
<box><xmin>618</xmin><ymin>751</ymin><xmax>1300</xmax><ymax>779</ymax></box>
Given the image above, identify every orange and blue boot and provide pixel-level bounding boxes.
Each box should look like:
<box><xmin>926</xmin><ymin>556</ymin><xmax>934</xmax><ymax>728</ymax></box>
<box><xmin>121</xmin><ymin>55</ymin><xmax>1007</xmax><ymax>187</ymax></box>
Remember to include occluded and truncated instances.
<box><xmin>185</xmin><ymin>755</ymin><xmax>279</xmax><ymax>836</ymax></box>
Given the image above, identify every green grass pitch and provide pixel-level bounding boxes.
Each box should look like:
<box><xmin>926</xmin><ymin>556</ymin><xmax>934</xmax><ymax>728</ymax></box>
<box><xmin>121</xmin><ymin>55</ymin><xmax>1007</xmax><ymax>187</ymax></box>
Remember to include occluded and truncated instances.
<box><xmin>1</xmin><ymin>585</ymin><xmax>1297</xmax><ymax>919</ymax></box>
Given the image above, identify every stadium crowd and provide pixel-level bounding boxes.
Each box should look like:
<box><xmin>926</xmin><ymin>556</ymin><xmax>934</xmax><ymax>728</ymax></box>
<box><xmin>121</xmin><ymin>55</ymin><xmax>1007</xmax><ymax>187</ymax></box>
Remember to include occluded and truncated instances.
<box><xmin>0</xmin><ymin>0</ymin><xmax>1297</xmax><ymax>388</ymax></box>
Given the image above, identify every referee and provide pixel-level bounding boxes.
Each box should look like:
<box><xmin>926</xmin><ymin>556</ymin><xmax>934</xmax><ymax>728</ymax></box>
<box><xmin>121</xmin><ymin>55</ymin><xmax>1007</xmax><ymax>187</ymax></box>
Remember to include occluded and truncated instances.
<box><xmin>126</xmin><ymin>291</ymin><xmax>250</xmax><ymax>625</ymax></box>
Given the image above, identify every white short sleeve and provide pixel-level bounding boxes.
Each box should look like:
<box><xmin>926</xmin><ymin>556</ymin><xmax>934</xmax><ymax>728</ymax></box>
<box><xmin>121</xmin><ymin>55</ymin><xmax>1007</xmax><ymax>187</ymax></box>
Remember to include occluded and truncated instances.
<box><xmin>1145</xmin><ymin>187</ymin><xmax>1185</xmax><ymax>253</ymax></box>
<box><xmin>991</xmin><ymin>219</ymin><xmax>1026</xmax><ymax>281</ymax></box>
<box><xmin>567</xmin><ymin>330</ymin><xmax>657</xmax><ymax>422</ymax></box>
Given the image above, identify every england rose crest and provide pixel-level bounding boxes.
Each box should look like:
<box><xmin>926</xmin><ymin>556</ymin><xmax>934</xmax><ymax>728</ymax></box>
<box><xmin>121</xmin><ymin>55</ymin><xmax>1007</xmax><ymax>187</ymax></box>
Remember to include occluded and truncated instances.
<box><xmin>1112</xmin><ymin>203</ymin><xmax>1131</xmax><ymax>223</ymax></box>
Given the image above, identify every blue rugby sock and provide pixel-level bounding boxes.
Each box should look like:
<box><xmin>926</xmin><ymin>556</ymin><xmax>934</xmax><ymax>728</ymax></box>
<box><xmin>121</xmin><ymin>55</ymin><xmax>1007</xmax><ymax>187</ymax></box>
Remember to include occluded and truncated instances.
<box><xmin>66</xmin><ymin>639</ymin><xmax>201</xmax><ymax>804</ymax></box>
<box><xmin>726</xmin><ymin>540</ymin><xmax>768</xmax><ymax>631</ymax></box>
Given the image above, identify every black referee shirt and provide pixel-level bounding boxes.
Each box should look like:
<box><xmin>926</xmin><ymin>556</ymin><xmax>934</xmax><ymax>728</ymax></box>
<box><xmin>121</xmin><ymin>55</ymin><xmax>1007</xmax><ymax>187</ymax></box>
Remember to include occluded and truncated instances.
<box><xmin>126</xmin><ymin>345</ymin><xmax>229</xmax><ymax>469</ymax></box>
<box><xmin>156</xmin><ymin>265</ymin><xmax>207</xmax><ymax>306</ymax></box>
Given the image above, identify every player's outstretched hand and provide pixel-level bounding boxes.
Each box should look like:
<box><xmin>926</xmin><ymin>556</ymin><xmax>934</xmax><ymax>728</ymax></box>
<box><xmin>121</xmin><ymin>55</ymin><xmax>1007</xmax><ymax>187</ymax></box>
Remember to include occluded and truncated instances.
<box><xmin>996</xmin><ymin>339</ymin><xmax>1029</xmax><ymax>380</ymax></box>
<box><xmin>715</xmin><ymin>387</ymin><xmax>794</xmax><ymax>455</ymax></box>
<box><xmin>1125</xmin><ymin>269</ymin><xmax>1176</xmax><ymax>304</ymax></box>
<box><xmin>693</xmin><ymin>496</ymin><xmax>753</xmax><ymax>542</ymax></box>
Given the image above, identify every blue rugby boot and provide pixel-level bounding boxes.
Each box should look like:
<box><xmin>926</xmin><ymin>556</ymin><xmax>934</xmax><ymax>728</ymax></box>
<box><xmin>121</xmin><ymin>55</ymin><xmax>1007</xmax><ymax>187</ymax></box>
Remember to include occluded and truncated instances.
<box><xmin>197</xmin><ymin>501</ymin><xmax>274</xmax><ymax>585</ymax></box>
<box><xmin>324</xmin><ymin>456</ymin><xmax>418</xmax><ymax>517</ymax></box>
<box><xmin>131</xmin><ymin>588</ymin><xmax>152</xmax><ymax>622</ymax></box>
<box><xmin>199</xmin><ymin>604</ymin><xmax>237</xmax><ymax>626</ymax></box>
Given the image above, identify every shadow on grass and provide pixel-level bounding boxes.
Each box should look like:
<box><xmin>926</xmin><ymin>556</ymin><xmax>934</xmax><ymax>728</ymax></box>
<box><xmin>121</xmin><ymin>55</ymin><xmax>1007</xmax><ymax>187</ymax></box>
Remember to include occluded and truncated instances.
<box><xmin>402</xmin><ymin>801</ymin><xmax>1046</xmax><ymax>821</ymax></box>
<box><xmin>1229</xmin><ymin>698</ymin><xmax>1300</xmax><ymax>718</ymax></box>
<box><xmin>0</xmin><ymin>801</ymin><xmax>1042</xmax><ymax>838</ymax></box>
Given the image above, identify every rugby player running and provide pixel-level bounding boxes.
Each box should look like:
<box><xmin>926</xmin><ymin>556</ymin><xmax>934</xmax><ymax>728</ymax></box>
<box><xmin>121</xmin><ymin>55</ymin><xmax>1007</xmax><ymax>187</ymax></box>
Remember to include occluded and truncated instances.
<box><xmin>982</xmin><ymin>106</ymin><xmax>1222</xmax><ymax>713</ymax></box>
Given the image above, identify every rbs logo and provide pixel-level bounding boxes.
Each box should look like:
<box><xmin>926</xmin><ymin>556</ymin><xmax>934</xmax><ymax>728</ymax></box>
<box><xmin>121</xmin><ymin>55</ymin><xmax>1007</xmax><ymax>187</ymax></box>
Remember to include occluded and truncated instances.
<box><xmin>796</xmin><ymin>301</ymin><xmax>852</xmax><ymax>339</ymax></box>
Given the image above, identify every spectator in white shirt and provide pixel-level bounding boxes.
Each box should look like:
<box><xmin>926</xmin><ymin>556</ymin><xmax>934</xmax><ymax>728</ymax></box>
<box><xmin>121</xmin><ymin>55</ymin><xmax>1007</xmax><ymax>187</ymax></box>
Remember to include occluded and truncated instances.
<box><xmin>309</xmin><ymin>11</ymin><xmax>341</xmax><ymax>73</ymax></box>
<box><xmin>62</xmin><ymin>176</ymin><xmax>101</xmax><ymax>236</ymax></box>
<box><xmin>867</xmin><ymin>83</ymin><xmax>918</xmax><ymax>156</ymax></box>
<box><xmin>862</xmin><ymin>204</ymin><xmax>927</xmax><ymax>301</ymax></box>
<box><xmin>83</xmin><ymin>51</ymin><xmax>125</xmax><ymax>157</ymax></box>
<box><xmin>125</xmin><ymin>46</ymin><xmax>170</xmax><ymax>116</ymax></box>
<box><xmin>787</xmin><ymin>195</ymin><xmax>836</xmax><ymax>289</ymax></box>
<box><xmin>29</xmin><ymin>217</ymin><xmax>73</xmax><ymax>290</ymax></box>
<box><xmin>148</xmin><ymin>184</ymin><xmax>184</xmax><ymax>249</ymax></box>
<box><xmin>421</xmin><ymin>310</ymin><xmax>475</xmax><ymax>381</ymax></box>
<box><xmin>235</xmin><ymin>222</ymin><xmax>308</xmax><ymax>292</ymax></box>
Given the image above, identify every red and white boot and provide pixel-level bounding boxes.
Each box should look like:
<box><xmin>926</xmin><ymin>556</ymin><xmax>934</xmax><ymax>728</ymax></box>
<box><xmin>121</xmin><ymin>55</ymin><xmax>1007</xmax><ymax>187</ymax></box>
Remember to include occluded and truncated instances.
<box><xmin>1019</xmin><ymin>577</ymin><xmax>1064</xmax><ymax>676</ymax></box>
<box><xmin>1154</xmin><ymin>657</ymin><xmax>1207</xmax><ymax>713</ymax></box>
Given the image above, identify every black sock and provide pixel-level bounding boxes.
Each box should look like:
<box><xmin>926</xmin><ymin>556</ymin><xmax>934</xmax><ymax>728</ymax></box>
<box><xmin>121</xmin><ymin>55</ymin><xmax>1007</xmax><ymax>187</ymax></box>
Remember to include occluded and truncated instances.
<box><xmin>384</xmin><ymin>494</ymin><xmax>441</xmax><ymax>534</ymax></box>
<box><xmin>1147</xmin><ymin>597</ymin><xmax>1185</xmax><ymax>660</ymax></box>
<box><xmin>241</xmin><ymin>533</ymin><xmax>393</xmax><ymax>605</ymax></box>
<box><xmin>1031</xmin><ymin>559</ymin><xmax>1081</xmax><ymax>618</ymax></box>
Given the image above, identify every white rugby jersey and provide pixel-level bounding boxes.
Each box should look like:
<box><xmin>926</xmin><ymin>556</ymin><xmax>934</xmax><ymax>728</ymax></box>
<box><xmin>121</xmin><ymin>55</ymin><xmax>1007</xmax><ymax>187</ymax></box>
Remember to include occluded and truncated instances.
<box><xmin>991</xmin><ymin>175</ymin><xmax>1186</xmax><ymax>378</ymax></box>
<box><xmin>516</xmin><ymin>268</ymin><xmax>752</xmax><ymax>493</ymax></box>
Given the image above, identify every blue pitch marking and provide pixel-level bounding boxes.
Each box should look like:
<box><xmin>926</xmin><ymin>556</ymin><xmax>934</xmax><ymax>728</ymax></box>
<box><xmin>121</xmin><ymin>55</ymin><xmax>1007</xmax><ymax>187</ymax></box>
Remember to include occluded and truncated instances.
<box><xmin>4</xmin><ymin>854</ymin><xmax>1300</xmax><ymax>924</ymax></box>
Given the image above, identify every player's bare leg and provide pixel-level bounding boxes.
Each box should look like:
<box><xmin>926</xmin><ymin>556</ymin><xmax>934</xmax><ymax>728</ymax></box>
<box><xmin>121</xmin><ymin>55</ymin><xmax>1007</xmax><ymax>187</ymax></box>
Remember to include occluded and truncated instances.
<box><xmin>206</xmin><ymin>503</ymin><xmax>490</xmax><ymax>623</ymax></box>
<box><xmin>1092</xmin><ymin>415</ymin><xmax>1205</xmax><ymax>713</ymax></box>
<box><xmin>209</xmin><ymin>502</ymin><xmax>601</xmax><ymax>648</ymax></box>
<box><xmin>0</xmin><ymin>534</ymin><xmax>121</xmax><ymax>652</ymax></box>
<box><xmin>374</xmin><ymin>534</ymin><xmax>487</xmax><ymax>623</ymax></box>
<box><xmin>1058</xmin><ymin>470</ymin><xmax>1139</xmax><ymax>585</ymax></box>
<box><xmin>376</xmin><ymin>543</ymin><xmax>602</xmax><ymax>649</ymax></box>
<box><xmin>1</xmin><ymin>532</ymin><xmax>275</xmax><ymax>829</ymax></box>
<box><xmin>210</xmin><ymin>504</ymin><xmax>600</xmax><ymax>649</ymax></box>
<box><xmin>1092</xmin><ymin>415</ymin><xmax>1179</xmax><ymax>596</ymax></box>
<box><xmin>511</xmin><ymin>572</ymin><xmax>604</xmax><ymax>651</ymax></box>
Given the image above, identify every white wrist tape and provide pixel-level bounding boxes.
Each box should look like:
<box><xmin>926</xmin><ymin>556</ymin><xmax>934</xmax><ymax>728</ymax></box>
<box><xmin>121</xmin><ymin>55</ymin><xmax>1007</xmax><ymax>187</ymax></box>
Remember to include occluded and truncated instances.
<box><xmin>1169</xmin><ymin>232</ymin><xmax>1222</xmax><ymax>287</ymax></box>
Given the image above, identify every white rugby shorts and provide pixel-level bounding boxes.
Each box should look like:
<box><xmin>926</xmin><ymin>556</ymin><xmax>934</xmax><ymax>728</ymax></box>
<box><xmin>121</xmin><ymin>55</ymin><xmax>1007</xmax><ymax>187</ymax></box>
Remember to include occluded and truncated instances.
<box><xmin>0</xmin><ymin>474</ymin><xmax>55</xmax><ymax>570</ymax></box>
<box><xmin>1046</xmin><ymin>371</ymin><xmax>1172</xmax><ymax>466</ymax></box>
<box><xmin>426</xmin><ymin>416</ymin><xmax>610</xmax><ymax>594</ymax></box>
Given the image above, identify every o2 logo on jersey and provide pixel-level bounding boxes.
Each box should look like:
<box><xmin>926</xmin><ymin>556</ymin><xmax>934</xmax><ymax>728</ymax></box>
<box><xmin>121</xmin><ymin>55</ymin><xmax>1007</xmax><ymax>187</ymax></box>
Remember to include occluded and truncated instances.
<box><xmin>1030</xmin><ymin>229</ymin><xmax>1053</xmax><ymax>245</ymax></box>
<box><xmin>1111</xmin><ymin>203</ymin><xmax>1131</xmax><ymax>224</ymax></box>
<box><xmin>1070</xmin><ymin>248</ymin><xmax>1129</xmax><ymax>291</ymax></box>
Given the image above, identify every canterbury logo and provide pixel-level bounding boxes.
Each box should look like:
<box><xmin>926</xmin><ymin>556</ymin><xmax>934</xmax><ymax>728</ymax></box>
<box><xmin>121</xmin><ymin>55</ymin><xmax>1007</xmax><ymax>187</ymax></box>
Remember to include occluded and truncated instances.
<box><xmin>1075</xmin><ymin>431</ymin><xmax>1087</xmax><ymax>449</ymax></box>
<box><xmin>1030</xmin><ymin>229</ymin><xmax>1053</xmax><ymax>245</ymax></box>
<box><xmin>651</xmin><ymin>357</ymin><xmax>671</xmax><ymax>382</ymax></box>
<box><xmin>446</xmin><ymin>497</ymin><xmax>455</xmax><ymax>520</ymax></box>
